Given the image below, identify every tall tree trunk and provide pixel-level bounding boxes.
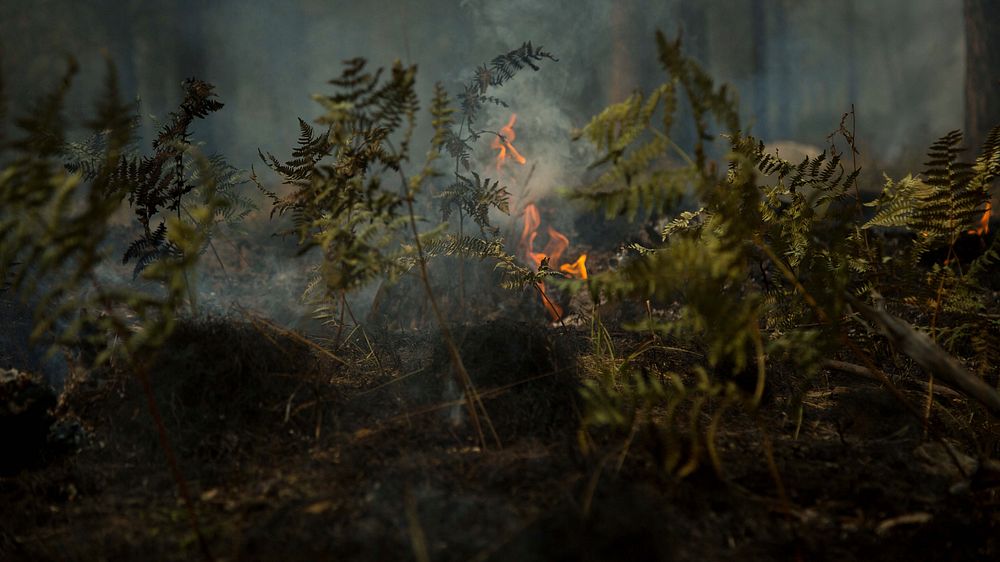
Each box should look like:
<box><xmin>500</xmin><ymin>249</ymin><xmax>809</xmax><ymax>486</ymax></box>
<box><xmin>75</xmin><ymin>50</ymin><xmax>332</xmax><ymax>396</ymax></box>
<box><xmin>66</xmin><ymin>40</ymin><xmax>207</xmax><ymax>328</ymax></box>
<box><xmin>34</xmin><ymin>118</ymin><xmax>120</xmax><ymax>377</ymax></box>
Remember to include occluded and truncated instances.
<box><xmin>772</xmin><ymin>1</ymin><xmax>792</xmax><ymax>139</ymax></box>
<box><xmin>964</xmin><ymin>0</ymin><xmax>1000</xmax><ymax>150</ymax></box>
<box><xmin>608</xmin><ymin>0</ymin><xmax>637</xmax><ymax>105</ymax></box>
<box><xmin>676</xmin><ymin>0</ymin><xmax>709</xmax><ymax>151</ymax></box>
<box><xmin>845</xmin><ymin>0</ymin><xmax>859</xmax><ymax>108</ymax></box>
<box><xmin>132</xmin><ymin>1</ymin><xmax>209</xmax><ymax>147</ymax></box>
<box><xmin>751</xmin><ymin>0</ymin><xmax>769</xmax><ymax>140</ymax></box>
<box><xmin>678</xmin><ymin>0</ymin><xmax>709</xmax><ymax>64</ymax></box>
<box><xmin>102</xmin><ymin>0</ymin><xmax>138</xmax><ymax>102</ymax></box>
<box><xmin>175</xmin><ymin>0</ymin><xmax>210</xmax><ymax>145</ymax></box>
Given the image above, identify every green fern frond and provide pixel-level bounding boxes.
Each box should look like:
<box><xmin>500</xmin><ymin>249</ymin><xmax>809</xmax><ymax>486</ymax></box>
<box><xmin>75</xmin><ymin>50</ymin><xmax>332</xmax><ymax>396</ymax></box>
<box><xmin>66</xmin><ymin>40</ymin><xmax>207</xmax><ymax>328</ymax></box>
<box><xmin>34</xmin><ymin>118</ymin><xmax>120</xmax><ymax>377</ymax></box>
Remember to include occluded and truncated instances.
<box><xmin>865</xmin><ymin>129</ymin><xmax>996</xmax><ymax>267</ymax></box>
<box><xmin>1</xmin><ymin>62</ymin><xmax>219</xmax><ymax>366</ymax></box>
<box><xmin>656</xmin><ymin>31</ymin><xmax>740</xmax><ymax>169</ymax></box>
<box><xmin>662</xmin><ymin>208</ymin><xmax>707</xmax><ymax>239</ymax></box>
<box><xmin>576</xmin><ymin>83</ymin><xmax>676</xmax><ymax>158</ymax></box>
<box><xmin>458</xmin><ymin>41</ymin><xmax>556</xmax><ymax>125</ymax></box>
<box><xmin>437</xmin><ymin>171</ymin><xmax>510</xmax><ymax>234</ymax></box>
<box><xmin>419</xmin><ymin>233</ymin><xmax>505</xmax><ymax>260</ymax></box>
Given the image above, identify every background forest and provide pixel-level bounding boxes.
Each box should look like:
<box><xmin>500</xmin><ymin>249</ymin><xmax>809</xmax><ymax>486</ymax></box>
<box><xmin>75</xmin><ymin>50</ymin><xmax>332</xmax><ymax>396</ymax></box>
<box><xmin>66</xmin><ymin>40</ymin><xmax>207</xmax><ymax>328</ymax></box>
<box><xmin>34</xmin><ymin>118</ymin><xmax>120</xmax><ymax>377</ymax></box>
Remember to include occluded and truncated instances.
<box><xmin>0</xmin><ymin>0</ymin><xmax>973</xmax><ymax>173</ymax></box>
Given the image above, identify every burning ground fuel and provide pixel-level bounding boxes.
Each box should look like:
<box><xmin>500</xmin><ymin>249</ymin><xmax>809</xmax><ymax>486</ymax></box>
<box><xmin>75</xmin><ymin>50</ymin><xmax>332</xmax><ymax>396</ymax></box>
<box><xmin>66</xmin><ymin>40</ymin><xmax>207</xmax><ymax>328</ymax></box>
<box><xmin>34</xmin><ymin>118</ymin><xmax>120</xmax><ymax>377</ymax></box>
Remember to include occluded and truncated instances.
<box><xmin>518</xmin><ymin>202</ymin><xmax>588</xmax><ymax>320</ymax></box>
<box><xmin>494</xmin><ymin>112</ymin><xmax>588</xmax><ymax>321</ymax></box>
<box><xmin>2</xmin><ymin>2</ymin><xmax>1000</xmax><ymax>561</ymax></box>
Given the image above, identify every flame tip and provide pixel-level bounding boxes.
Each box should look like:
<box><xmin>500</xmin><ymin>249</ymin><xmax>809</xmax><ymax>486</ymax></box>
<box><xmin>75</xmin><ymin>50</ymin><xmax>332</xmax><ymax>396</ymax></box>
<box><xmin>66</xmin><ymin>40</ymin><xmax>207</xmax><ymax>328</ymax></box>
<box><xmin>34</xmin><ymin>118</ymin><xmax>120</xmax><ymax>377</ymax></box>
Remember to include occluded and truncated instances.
<box><xmin>519</xmin><ymin>202</ymin><xmax>589</xmax><ymax>319</ymax></box>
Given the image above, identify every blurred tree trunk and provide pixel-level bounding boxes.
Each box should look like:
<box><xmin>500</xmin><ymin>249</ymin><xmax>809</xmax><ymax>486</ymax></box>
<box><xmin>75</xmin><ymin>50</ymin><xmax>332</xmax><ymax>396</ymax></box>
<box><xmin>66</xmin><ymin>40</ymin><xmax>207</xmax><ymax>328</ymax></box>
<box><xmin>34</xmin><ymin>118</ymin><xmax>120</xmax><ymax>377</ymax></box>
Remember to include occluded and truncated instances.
<box><xmin>964</xmin><ymin>0</ymin><xmax>1000</xmax><ymax>149</ymax></box>
<box><xmin>676</xmin><ymin>0</ymin><xmax>709</xmax><ymax>151</ymax></box>
<box><xmin>845</xmin><ymin>0</ymin><xmax>859</xmax><ymax>107</ymax></box>
<box><xmin>132</xmin><ymin>0</ymin><xmax>209</xmax><ymax>145</ymax></box>
<box><xmin>772</xmin><ymin>1</ymin><xmax>792</xmax><ymax>139</ymax></box>
<box><xmin>751</xmin><ymin>0</ymin><xmax>769</xmax><ymax>140</ymax></box>
<box><xmin>608</xmin><ymin>0</ymin><xmax>637</xmax><ymax>105</ymax></box>
<box><xmin>101</xmin><ymin>0</ymin><xmax>138</xmax><ymax>99</ymax></box>
<box><xmin>176</xmin><ymin>0</ymin><xmax>208</xmax><ymax>81</ymax></box>
<box><xmin>678</xmin><ymin>0</ymin><xmax>708</xmax><ymax>64</ymax></box>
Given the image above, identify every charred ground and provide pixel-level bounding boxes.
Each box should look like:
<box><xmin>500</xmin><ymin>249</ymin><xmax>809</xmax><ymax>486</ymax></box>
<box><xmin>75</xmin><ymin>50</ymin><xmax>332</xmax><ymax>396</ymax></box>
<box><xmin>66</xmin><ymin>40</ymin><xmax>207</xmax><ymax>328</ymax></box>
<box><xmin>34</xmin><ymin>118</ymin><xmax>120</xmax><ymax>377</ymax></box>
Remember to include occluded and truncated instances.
<box><xmin>1</xmin><ymin>302</ymin><xmax>998</xmax><ymax>560</ymax></box>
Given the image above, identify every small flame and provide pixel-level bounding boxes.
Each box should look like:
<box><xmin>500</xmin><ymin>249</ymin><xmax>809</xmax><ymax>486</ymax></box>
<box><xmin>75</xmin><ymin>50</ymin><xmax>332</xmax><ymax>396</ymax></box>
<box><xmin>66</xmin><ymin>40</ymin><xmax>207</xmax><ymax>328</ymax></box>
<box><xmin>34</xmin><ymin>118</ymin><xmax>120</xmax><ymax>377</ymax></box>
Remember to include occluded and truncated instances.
<box><xmin>518</xmin><ymin>203</ymin><xmax>588</xmax><ymax>321</ymax></box>
<box><xmin>560</xmin><ymin>254</ymin><xmax>588</xmax><ymax>279</ymax></box>
<box><xmin>968</xmin><ymin>202</ymin><xmax>992</xmax><ymax>236</ymax></box>
<box><xmin>493</xmin><ymin>114</ymin><xmax>527</xmax><ymax>172</ymax></box>
<box><xmin>538</xmin><ymin>227</ymin><xmax>569</xmax><ymax>266</ymax></box>
<box><xmin>519</xmin><ymin>203</ymin><xmax>541</xmax><ymax>261</ymax></box>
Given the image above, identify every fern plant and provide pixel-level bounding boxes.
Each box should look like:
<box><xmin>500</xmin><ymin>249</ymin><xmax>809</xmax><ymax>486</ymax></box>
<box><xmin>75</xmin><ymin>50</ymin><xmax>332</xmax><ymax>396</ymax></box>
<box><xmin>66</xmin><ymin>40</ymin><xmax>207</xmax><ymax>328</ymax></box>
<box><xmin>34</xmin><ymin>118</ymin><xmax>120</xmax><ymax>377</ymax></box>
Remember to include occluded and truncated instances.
<box><xmin>864</xmin><ymin>127</ymin><xmax>1000</xmax><ymax>378</ymax></box>
<box><xmin>63</xmin><ymin>77</ymin><xmax>253</xmax><ymax>280</ymax></box>
<box><xmin>865</xmin><ymin>128</ymin><xmax>999</xmax><ymax>264</ymax></box>
<box><xmin>261</xmin><ymin>44</ymin><xmax>556</xmax><ymax>319</ymax></box>
<box><xmin>570</xmin><ymin>30</ymin><xmax>999</xmax><ymax>478</ymax></box>
<box><xmin>258</xmin><ymin>46</ymin><xmax>556</xmax><ymax>448</ymax></box>
<box><xmin>436</xmin><ymin>43</ymin><xmax>556</xmax><ymax>306</ymax></box>
<box><xmin>259</xmin><ymin>59</ymin><xmax>420</xmax><ymax>295</ymax></box>
<box><xmin>0</xmin><ymin>59</ymin><xmax>225</xmax><ymax>366</ymax></box>
<box><xmin>0</xmin><ymin>61</ymin><xmax>229</xmax><ymax>553</ymax></box>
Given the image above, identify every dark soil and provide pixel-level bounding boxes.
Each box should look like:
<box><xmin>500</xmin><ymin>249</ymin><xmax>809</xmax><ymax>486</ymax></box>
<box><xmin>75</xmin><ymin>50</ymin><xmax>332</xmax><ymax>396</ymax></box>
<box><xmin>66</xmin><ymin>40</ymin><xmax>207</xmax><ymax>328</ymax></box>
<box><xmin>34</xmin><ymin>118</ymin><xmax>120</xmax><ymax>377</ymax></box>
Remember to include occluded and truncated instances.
<box><xmin>1</xmin><ymin>313</ymin><xmax>998</xmax><ymax>561</ymax></box>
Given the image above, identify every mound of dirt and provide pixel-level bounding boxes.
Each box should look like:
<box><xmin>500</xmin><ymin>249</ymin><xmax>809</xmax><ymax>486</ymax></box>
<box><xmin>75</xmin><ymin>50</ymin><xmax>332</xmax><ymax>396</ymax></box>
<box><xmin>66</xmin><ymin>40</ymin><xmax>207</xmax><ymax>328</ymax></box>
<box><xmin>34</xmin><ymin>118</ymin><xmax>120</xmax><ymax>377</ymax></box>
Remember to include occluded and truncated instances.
<box><xmin>0</xmin><ymin>368</ymin><xmax>57</xmax><ymax>475</ymax></box>
<box><xmin>426</xmin><ymin>319</ymin><xmax>582</xmax><ymax>442</ymax></box>
<box><xmin>62</xmin><ymin>316</ymin><xmax>331</xmax><ymax>472</ymax></box>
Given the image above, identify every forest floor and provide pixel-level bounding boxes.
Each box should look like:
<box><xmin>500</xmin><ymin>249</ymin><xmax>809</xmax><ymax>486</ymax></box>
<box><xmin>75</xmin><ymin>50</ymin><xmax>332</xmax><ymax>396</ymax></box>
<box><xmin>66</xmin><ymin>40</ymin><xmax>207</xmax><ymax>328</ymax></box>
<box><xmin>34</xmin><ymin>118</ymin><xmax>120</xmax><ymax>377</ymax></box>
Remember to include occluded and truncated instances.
<box><xmin>1</xmin><ymin>219</ymin><xmax>998</xmax><ymax>561</ymax></box>
<box><xmin>1</xmin><ymin>305</ymin><xmax>998</xmax><ymax>561</ymax></box>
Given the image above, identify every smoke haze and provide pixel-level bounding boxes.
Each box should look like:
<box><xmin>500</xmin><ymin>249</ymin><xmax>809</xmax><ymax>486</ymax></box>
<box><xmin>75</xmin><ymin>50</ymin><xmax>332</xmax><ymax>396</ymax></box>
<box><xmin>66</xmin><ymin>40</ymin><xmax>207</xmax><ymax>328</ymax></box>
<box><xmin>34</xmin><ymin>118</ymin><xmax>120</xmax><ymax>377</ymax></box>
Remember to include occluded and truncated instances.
<box><xmin>2</xmin><ymin>0</ymin><xmax>965</xmax><ymax>172</ymax></box>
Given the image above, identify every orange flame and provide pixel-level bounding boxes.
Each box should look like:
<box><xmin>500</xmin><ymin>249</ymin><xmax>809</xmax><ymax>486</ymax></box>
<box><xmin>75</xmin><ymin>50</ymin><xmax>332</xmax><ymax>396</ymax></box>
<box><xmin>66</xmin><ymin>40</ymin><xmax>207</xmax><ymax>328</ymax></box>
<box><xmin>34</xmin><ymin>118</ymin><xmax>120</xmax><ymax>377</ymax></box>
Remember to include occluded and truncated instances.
<box><xmin>519</xmin><ymin>203</ymin><xmax>588</xmax><ymax>321</ymax></box>
<box><xmin>560</xmin><ymin>254</ymin><xmax>588</xmax><ymax>279</ymax></box>
<box><xmin>520</xmin><ymin>203</ymin><xmax>541</xmax><ymax>260</ymax></box>
<box><xmin>493</xmin><ymin>114</ymin><xmax>527</xmax><ymax>172</ymax></box>
<box><xmin>968</xmin><ymin>202</ymin><xmax>992</xmax><ymax>236</ymax></box>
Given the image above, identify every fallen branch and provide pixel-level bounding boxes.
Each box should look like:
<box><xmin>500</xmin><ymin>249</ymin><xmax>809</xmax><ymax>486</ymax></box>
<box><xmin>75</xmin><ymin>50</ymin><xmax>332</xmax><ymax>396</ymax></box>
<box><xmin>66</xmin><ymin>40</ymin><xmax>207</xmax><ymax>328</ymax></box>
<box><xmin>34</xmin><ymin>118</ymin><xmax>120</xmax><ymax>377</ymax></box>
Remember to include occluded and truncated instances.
<box><xmin>822</xmin><ymin>359</ymin><xmax>963</xmax><ymax>399</ymax></box>
<box><xmin>845</xmin><ymin>293</ymin><xmax>1000</xmax><ymax>418</ymax></box>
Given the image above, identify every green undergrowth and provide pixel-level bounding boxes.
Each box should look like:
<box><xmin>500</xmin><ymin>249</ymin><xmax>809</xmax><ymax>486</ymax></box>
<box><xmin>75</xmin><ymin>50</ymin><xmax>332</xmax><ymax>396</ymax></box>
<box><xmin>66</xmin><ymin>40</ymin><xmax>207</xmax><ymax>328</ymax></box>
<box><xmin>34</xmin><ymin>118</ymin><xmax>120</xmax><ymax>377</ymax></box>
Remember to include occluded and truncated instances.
<box><xmin>568</xmin><ymin>31</ymin><xmax>999</xmax><ymax>476</ymax></box>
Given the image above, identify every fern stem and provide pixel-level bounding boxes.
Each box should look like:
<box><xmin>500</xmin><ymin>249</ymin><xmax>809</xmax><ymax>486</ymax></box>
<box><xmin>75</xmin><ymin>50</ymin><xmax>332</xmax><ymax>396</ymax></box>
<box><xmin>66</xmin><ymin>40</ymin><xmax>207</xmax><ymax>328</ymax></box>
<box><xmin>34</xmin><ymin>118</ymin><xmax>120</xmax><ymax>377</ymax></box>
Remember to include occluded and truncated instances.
<box><xmin>458</xmin><ymin>210</ymin><xmax>466</xmax><ymax>312</ymax></box>
<box><xmin>754</xmin><ymin>414</ymin><xmax>791</xmax><ymax>511</ymax></box>
<box><xmin>175</xmin><ymin>204</ymin><xmax>199</xmax><ymax>315</ymax></box>
<box><xmin>133</xmin><ymin>357</ymin><xmax>214</xmax><ymax>561</ymax></box>
<box><xmin>341</xmin><ymin>297</ymin><xmax>379</xmax><ymax>367</ymax></box>
<box><xmin>535</xmin><ymin>282</ymin><xmax>566</xmax><ymax>327</ymax></box>
<box><xmin>404</xmin><ymin>190</ymin><xmax>499</xmax><ymax>450</ymax></box>
<box><xmin>924</xmin><ymin>258</ymin><xmax>952</xmax><ymax>436</ymax></box>
<box><xmin>651</xmin><ymin>127</ymin><xmax>696</xmax><ymax>169</ymax></box>
<box><xmin>92</xmin><ymin>289</ymin><xmax>213</xmax><ymax>559</ymax></box>
<box><xmin>334</xmin><ymin>290</ymin><xmax>347</xmax><ymax>350</ymax></box>
<box><xmin>748</xmin><ymin>320</ymin><xmax>767</xmax><ymax>407</ymax></box>
<box><xmin>184</xmin><ymin>271</ymin><xmax>198</xmax><ymax>314</ymax></box>
<box><xmin>181</xmin><ymin>203</ymin><xmax>230</xmax><ymax>282</ymax></box>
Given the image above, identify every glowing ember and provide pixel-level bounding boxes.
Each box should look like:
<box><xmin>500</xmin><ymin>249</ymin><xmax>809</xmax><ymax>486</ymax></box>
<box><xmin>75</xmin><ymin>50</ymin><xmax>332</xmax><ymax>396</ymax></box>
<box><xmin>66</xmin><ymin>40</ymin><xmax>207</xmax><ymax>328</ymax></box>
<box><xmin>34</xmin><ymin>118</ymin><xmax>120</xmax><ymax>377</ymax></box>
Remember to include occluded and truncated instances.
<box><xmin>968</xmin><ymin>202</ymin><xmax>992</xmax><ymax>236</ymax></box>
<box><xmin>518</xmin><ymin>203</ymin><xmax>588</xmax><ymax>321</ymax></box>
<box><xmin>492</xmin><ymin>114</ymin><xmax>527</xmax><ymax>172</ymax></box>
